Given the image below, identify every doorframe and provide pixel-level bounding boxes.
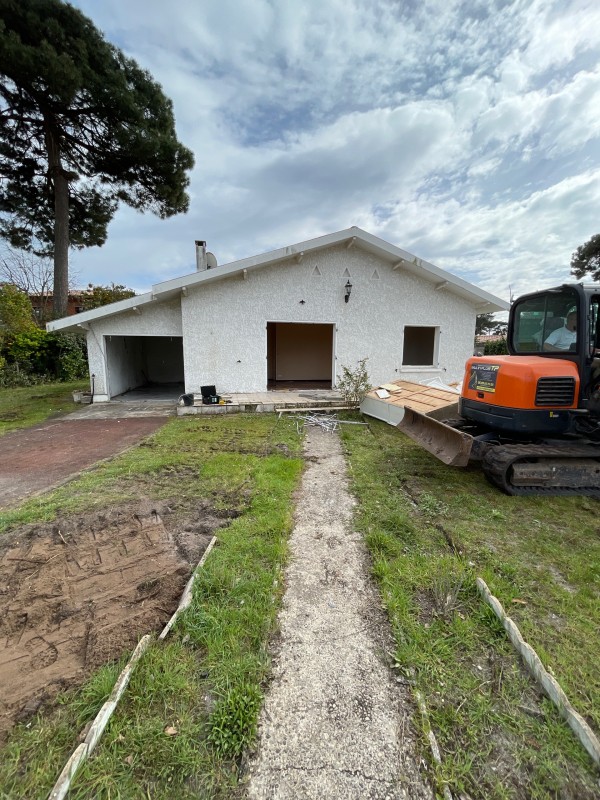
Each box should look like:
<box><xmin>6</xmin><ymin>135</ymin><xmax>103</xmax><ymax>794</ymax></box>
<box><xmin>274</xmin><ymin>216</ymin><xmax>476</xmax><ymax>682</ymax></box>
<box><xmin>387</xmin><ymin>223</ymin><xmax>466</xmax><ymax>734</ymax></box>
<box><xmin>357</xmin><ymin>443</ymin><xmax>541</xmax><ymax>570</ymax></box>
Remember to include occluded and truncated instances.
<box><xmin>265</xmin><ymin>320</ymin><xmax>337</xmax><ymax>389</ymax></box>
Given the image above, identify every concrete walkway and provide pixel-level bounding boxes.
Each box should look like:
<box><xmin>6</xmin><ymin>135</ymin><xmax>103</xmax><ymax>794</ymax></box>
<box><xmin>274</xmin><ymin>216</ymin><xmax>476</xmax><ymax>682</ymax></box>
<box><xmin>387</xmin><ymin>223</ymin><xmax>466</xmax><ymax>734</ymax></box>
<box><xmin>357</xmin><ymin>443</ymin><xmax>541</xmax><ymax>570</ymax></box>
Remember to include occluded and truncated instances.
<box><xmin>64</xmin><ymin>401</ymin><xmax>176</xmax><ymax>420</ymax></box>
<box><xmin>246</xmin><ymin>427</ymin><xmax>431</xmax><ymax>800</ymax></box>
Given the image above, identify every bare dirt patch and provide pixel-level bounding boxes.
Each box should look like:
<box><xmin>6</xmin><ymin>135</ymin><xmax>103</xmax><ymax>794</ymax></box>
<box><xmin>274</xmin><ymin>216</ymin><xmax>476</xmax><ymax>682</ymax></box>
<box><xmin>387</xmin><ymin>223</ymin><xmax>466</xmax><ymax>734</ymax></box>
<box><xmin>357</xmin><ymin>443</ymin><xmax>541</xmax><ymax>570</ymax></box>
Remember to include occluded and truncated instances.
<box><xmin>0</xmin><ymin>500</ymin><xmax>226</xmax><ymax>739</ymax></box>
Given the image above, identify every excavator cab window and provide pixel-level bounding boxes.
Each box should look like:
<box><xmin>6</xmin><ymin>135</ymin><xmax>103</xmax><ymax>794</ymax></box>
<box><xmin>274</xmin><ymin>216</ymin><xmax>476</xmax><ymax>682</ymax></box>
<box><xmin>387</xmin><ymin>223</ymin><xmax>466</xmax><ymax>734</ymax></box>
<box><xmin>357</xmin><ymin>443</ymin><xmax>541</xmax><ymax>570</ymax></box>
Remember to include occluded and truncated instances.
<box><xmin>511</xmin><ymin>289</ymin><xmax>579</xmax><ymax>354</ymax></box>
<box><xmin>591</xmin><ymin>297</ymin><xmax>600</xmax><ymax>357</ymax></box>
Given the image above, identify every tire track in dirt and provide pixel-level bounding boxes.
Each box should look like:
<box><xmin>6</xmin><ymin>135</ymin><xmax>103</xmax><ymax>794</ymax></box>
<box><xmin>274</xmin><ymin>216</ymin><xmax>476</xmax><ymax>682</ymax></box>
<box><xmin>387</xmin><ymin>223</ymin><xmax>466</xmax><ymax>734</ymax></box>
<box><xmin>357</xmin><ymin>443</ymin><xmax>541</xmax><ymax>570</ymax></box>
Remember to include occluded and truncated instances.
<box><xmin>0</xmin><ymin>502</ymin><xmax>221</xmax><ymax>738</ymax></box>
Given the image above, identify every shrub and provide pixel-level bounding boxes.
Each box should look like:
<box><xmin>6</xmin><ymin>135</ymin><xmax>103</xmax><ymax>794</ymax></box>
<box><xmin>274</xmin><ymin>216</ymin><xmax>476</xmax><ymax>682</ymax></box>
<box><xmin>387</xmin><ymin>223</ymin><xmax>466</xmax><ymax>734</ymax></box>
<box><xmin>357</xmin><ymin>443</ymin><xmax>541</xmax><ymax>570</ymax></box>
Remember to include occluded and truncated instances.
<box><xmin>1</xmin><ymin>329</ymin><xmax>87</xmax><ymax>382</ymax></box>
<box><xmin>337</xmin><ymin>357</ymin><xmax>371</xmax><ymax>405</ymax></box>
<box><xmin>0</xmin><ymin>363</ymin><xmax>49</xmax><ymax>388</ymax></box>
<box><xmin>483</xmin><ymin>338</ymin><xmax>509</xmax><ymax>355</ymax></box>
<box><xmin>5</xmin><ymin>327</ymin><xmax>52</xmax><ymax>374</ymax></box>
<box><xmin>53</xmin><ymin>332</ymin><xmax>88</xmax><ymax>381</ymax></box>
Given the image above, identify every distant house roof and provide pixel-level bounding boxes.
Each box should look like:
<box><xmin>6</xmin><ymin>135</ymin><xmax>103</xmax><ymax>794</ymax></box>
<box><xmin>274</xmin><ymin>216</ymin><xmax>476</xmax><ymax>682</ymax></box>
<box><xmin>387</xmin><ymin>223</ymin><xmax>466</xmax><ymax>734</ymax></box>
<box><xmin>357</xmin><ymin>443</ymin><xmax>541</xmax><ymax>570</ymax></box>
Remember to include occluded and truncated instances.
<box><xmin>47</xmin><ymin>227</ymin><xmax>510</xmax><ymax>332</ymax></box>
<box><xmin>475</xmin><ymin>334</ymin><xmax>506</xmax><ymax>343</ymax></box>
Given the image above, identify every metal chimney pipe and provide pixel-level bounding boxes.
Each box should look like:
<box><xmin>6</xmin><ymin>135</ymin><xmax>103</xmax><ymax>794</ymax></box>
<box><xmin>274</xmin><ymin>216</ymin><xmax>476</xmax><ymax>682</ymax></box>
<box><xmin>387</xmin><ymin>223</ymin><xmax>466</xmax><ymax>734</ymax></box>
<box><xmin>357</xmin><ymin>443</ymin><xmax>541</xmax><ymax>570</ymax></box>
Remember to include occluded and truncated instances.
<box><xmin>195</xmin><ymin>240</ymin><xmax>207</xmax><ymax>271</ymax></box>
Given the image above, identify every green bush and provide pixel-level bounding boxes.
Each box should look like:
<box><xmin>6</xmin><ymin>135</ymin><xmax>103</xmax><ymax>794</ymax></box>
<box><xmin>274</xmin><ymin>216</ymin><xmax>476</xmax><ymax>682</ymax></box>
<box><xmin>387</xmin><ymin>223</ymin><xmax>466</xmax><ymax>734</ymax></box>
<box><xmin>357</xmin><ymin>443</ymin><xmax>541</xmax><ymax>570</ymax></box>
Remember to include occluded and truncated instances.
<box><xmin>483</xmin><ymin>337</ymin><xmax>508</xmax><ymax>355</ymax></box>
<box><xmin>0</xmin><ymin>363</ymin><xmax>48</xmax><ymax>388</ymax></box>
<box><xmin>53</xmin><ymin>332</ymin><xmax>88</xmax><ymax>381</ymax></box>
<box><xmin>0</xmin><ymin>330</ymin><xmax>87</xmax><ymax>384</ymax></box>
<box><xmin>337</xmin><ymin>357</ymin><xmax>371</xmax><ymax>405</ymax></box>
<box><xmin>5</xmin><ymin>327</ymin><xmax>52</xmax><ymax>374</ymax></box>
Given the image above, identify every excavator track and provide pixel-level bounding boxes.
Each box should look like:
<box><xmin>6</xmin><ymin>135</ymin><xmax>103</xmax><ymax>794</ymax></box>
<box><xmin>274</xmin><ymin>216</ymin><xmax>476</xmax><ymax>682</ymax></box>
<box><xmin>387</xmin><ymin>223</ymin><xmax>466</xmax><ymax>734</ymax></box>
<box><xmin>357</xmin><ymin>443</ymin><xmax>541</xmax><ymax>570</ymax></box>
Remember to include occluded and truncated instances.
<box><xmin>482</xmin><ymin>442</ymin><xmax>600</xmax><ymax>496</ymax></box>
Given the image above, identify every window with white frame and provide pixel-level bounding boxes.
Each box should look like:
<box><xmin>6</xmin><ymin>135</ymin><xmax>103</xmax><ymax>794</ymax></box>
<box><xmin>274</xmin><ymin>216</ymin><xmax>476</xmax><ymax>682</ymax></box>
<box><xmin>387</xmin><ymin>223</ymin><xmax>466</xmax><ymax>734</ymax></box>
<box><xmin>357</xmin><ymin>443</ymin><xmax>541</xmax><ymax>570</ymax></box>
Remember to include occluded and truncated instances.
<box><xmin>402</xmin><ymin>326</ymin><xmax>438</xmax><ymax>366</ymax></box>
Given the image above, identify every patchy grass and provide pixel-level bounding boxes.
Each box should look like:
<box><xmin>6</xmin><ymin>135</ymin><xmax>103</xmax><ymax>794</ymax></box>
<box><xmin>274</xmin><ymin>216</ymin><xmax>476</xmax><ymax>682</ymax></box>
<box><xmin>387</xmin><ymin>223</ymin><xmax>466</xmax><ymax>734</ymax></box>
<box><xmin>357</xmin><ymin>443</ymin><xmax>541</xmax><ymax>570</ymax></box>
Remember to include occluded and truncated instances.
<box><xmin>0</xmin><ymin>381</ymin><xmax>83</xmax><ymax>435</ymax></box>
<box><xmin>0</xmin><ymin>414</ymin><xmax>302</xmax><ymax>531</ymax></box>
<box><xmin>0</xmin><ymin>414</ymin><xmax>303</xmax><ymax>799</ymax></box>
<box><xmin>340</xmin><ymin>415</ymin><xmax>600</xmax><ymax>800</ymax></box>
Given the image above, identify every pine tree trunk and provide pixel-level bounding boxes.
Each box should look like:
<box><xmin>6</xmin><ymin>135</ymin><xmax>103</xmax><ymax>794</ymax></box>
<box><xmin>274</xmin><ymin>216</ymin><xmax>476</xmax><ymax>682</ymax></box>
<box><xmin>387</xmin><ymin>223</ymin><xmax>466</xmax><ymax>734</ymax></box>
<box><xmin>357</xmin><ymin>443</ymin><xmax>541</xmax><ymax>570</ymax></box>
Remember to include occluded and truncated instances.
<box><xmin>45</xmin><ymin>122</ymin><xmax>69</xmax><ymax>319</ymax></box>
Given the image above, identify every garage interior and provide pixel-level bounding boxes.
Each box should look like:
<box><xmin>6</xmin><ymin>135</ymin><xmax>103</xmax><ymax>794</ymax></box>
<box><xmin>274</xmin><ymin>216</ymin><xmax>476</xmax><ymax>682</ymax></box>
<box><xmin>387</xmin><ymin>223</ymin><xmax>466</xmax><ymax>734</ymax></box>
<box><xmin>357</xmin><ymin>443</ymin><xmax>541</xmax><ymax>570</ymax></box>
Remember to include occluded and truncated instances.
<box><xmin>105</xmin><ymin>335</ymin><xmax>184</xmax><ymax>399</ymax></box>
<box><xmin>267</xmin><ymin>322</ymin><xmax>334</xmax><ymax>389</ymax></box>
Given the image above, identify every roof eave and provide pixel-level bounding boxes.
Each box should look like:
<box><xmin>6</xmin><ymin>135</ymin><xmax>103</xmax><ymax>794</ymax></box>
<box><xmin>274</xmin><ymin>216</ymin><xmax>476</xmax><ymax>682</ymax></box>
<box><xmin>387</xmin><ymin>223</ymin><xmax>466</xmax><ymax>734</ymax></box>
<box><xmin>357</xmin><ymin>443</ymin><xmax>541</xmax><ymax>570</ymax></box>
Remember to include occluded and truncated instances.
<box><xmin>46</xmin><ymin>292</ymin><xmax>155</xmax><ymax>331</ymax></box>
<box><xmin>46</xmin><ymin>226</ymin><xmax>509</xmax><ymax>326</ymax></box>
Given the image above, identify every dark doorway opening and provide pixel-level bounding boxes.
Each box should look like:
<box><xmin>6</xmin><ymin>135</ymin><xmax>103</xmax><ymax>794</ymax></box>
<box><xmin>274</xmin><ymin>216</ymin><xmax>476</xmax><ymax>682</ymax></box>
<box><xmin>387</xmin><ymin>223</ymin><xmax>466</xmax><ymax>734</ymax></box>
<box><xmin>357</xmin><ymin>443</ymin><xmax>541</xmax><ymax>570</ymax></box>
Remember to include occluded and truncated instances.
<box><xmin>267</xmin><ymin>322</ymin><xmax>334</xmax><ymax>389</ymax></box>
<box><xmin>106</xmin><ymin>336</ymin><xmax>184</xmax><ymax>399</ymax></box>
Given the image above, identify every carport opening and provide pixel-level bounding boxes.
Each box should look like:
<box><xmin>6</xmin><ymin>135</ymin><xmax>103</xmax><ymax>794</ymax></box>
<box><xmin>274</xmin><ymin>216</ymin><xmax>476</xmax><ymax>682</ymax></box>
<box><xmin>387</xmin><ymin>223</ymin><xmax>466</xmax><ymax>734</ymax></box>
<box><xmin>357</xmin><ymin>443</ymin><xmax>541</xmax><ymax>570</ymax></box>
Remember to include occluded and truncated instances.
<box><xmin>267</xmin><ymin>322</ymin><xmax>334</xmax><ymax>389</ymax></box>
<box><xmin>106</xmin><ymin>336</ymin><xmax>184</xmax><ymax>399</ymax></box>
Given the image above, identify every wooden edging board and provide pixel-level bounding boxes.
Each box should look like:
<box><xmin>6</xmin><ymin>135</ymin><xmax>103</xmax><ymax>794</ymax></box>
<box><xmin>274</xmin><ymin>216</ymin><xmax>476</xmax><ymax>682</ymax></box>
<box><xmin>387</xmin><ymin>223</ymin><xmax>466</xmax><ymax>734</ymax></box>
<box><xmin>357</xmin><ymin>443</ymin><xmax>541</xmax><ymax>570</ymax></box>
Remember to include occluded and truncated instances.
<box><xmin>48</xmin><ymin>535</ymin><xmax>218</xmax><ymax>800</ymax></box>
<box><xmin>477</xmin><ymin>577</ymin><xmax>600</xmax><ymax>767</ymax></box>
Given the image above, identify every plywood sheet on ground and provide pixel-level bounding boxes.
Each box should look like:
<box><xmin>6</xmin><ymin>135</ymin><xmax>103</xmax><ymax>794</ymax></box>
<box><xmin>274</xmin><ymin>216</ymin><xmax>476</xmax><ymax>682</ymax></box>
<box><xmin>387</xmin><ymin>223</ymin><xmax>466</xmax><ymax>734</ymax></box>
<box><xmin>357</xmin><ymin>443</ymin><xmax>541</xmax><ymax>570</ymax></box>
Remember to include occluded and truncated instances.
<box><xmin>361</xmin><ymin>379</ymin><xmax>459</xmax><ymax>425</ymax></box>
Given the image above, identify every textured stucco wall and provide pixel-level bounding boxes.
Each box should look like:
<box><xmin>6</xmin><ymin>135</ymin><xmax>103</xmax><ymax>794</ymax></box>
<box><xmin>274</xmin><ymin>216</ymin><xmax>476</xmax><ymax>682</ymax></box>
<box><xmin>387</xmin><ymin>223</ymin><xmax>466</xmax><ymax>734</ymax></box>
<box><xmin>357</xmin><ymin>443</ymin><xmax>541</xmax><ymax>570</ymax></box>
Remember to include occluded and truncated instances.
<box><xmin>86</xmin><ymin>299</ymin><xmax>182</xmax><ymax>398</ymax></box>
<box><xmin>180</xmin><ymin>244</ymin><xmax>477</xmax><ymax>393</ymax></box>
<box><xmin>105</xmin><ymin>336</ymin><xmax>145</xmax><ymax>397</ymax></box>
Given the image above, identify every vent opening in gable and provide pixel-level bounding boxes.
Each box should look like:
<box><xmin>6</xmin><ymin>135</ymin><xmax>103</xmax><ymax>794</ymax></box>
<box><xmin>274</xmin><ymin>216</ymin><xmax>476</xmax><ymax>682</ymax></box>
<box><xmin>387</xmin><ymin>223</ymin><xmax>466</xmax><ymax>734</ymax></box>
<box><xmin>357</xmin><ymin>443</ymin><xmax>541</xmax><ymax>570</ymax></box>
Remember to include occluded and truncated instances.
<box><xmin>343</xmin><ymin>268</ymin><xmax>351</xmax><ymax>277</ymax></box>
<box><xmin>312</xmin><ymin>266</ymin><xmax>322</xmax><ymax>277</ymax></box>
<box><xmin>371</xmin><ymin>269</ymin><xmax>380</xmax><ymax>280</ymax></box>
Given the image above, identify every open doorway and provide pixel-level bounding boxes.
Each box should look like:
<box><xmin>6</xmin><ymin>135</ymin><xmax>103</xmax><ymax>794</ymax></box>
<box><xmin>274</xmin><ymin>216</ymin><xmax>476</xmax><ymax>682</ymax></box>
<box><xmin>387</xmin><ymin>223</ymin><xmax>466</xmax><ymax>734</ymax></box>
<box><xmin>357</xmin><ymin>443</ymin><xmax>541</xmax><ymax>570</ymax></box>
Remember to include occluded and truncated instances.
<box><xmin>106</xmin><ymin>335</ymin><xmax>184</xmax><ymax>399</ymax></box>
<box><xmin>267</xmin><ymin>322</ymin><xmax>334</xmax><ymax>389</ymax></box>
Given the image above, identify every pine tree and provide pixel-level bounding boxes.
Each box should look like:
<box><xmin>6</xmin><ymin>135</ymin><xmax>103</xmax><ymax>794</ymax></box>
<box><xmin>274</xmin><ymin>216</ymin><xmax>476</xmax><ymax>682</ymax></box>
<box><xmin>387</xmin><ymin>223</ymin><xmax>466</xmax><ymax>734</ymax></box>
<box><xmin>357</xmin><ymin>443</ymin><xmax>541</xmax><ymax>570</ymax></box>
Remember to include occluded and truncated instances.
<box><xmin>0</xmin><ymin>0</ymin><xmax>194</xmax><ymax>317</ymax></box>
<box><xmin>571</xmin><ymin>234</ymin><xmax>600</xmax><ymax>282</ymax></box>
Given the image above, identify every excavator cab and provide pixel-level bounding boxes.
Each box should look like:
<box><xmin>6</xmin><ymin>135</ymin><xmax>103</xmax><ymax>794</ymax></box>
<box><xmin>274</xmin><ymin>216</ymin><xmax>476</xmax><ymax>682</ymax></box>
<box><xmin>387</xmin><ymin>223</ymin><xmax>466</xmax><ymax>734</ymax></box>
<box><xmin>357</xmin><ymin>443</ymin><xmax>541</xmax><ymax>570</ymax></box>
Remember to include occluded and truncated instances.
<box><xmin>397</xmin><ymin>283</ymin><xmax>600</xmax><ymax>494</ymax></box>
<box><xmin>458</xmin><ymin>284</ymin><xmax>600</xmax><ymax>438</ymax></box>
<box><xmin>508</xmin><ymin>284</ymin><xmax>600</xmax><ymax>411</ymax></box>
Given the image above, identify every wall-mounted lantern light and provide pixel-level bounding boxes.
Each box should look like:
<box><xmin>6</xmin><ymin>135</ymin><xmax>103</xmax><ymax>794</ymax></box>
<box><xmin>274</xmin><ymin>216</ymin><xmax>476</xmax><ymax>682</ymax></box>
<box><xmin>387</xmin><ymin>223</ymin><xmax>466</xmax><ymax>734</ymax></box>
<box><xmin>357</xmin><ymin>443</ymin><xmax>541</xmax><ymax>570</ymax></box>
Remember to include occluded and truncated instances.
<box><xmin>344</xmin><ymin>279</ymin><xmax>353</xmax><ymax>303</ymax></box>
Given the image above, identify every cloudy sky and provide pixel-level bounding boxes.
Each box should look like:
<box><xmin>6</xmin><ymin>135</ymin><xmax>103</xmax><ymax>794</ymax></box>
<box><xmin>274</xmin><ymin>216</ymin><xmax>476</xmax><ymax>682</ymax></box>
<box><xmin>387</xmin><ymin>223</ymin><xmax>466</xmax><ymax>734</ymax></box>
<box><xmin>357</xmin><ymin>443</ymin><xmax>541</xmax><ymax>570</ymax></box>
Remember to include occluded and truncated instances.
<box><xmin>69</xmin><ymin>0</ymin><xmax>600</xmax><ymax>304</ymax></box>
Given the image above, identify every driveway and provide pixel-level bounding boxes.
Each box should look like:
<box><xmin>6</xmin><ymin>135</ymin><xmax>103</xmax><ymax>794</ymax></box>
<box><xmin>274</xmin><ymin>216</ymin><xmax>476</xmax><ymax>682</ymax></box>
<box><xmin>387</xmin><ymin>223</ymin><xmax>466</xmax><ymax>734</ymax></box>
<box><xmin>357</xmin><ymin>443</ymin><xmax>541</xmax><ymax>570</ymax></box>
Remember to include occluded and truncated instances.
<box><xmin>0</xmin><ymin>414</ymin><xmax>168</xmax><ymax>508</ymax></box>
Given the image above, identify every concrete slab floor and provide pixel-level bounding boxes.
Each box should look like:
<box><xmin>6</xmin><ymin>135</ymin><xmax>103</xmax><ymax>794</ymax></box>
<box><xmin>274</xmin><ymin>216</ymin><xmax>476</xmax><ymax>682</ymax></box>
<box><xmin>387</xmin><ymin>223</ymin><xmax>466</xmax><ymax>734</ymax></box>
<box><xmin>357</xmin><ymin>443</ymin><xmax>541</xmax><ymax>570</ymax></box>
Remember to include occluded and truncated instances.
<box><xmin>64</xmin><ymin>401</ymin><xmax>176</xmax><ymax>420</ymax></box>
<box><xmin>71</xmin><ymin>390</ymin><xmax>344</xmax><ymax>419</ymax></box>
<box><xmin>245</xmin><ymin>427</ymin><xmax>431</xmax><ymax>800</ymax></box>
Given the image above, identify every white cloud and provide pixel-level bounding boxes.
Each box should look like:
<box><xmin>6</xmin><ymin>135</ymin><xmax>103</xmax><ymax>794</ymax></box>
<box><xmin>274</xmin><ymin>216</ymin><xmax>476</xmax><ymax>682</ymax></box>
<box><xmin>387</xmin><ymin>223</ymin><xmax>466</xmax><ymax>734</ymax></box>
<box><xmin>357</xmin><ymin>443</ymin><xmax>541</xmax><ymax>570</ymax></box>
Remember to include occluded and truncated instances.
<box><xmin>60</xmin><ymin>0</ymin><xmax>600</xmax><ymax>309</ymax></box>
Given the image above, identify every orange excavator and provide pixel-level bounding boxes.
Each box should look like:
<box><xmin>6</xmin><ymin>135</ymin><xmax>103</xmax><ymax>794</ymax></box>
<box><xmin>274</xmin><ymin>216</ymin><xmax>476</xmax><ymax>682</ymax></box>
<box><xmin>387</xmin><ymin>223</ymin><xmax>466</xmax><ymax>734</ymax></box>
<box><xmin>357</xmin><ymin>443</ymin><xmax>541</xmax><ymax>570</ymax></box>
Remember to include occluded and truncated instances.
<box><xmin>398</xmin><ymin>283</ymin><xmax>600</xmax><ymax>495</ymax></box>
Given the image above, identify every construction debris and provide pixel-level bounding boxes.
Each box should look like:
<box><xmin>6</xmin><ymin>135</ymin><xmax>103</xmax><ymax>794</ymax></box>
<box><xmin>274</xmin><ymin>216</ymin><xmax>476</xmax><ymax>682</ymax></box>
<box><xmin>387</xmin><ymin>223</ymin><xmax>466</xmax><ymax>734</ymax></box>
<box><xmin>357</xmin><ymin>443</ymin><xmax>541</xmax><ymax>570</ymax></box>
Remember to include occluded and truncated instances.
<box><xmin>296</xmin><ymin>413</ymin><xmax>339</xmax><ymax>434</ymax></box>
<box><xmin>360</xmin><ymin>379</ymin><xmax>459</xmax><ymax>426</ymax></box>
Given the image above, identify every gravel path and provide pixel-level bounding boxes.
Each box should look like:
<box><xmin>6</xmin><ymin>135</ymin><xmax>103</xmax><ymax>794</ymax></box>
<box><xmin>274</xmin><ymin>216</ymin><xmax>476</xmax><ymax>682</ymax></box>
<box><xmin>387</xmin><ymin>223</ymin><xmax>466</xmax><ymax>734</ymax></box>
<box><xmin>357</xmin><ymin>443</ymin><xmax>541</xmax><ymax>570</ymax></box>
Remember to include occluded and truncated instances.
<box><xmin>246</xmin><ymin>426</ymin><xmax>431</xmax><ymax>799</ymax></box>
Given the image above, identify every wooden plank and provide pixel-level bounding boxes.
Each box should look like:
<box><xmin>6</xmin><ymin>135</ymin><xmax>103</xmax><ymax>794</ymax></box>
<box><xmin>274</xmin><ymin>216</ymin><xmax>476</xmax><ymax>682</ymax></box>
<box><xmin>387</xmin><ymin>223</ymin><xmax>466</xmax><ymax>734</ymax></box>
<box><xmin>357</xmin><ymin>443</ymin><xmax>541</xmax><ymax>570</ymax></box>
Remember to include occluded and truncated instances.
<box><xmin>276</xmin><ymin>405</ymin><xmax>354</xmax><ymax>413</ymax></box>
<box><xmin>379</xmin><ymin>383</ymin><xmax>403</xmax><ymax>393</ymax></box>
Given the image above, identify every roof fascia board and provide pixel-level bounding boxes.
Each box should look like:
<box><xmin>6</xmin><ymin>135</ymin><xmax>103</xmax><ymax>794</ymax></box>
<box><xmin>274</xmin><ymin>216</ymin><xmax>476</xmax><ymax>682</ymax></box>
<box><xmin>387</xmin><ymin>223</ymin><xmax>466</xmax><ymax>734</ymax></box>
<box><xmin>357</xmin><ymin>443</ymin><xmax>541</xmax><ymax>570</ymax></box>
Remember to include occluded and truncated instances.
<box><xmin>151</xmin><ymin>228</ymin><xmax>358</xmax><ymax>299</ymax></box>
<box><xmin>151</xmin><ymin>226</ymin><xmax>508</xmax><ymax>311</ymax></box>
<box><xmin>46</xmin><ymin>226</ymin><xmax>509</xmax><ymax>327</ymax></box>
<box><xmin>353</xmin><ymin>229</ymin><xmax>510</xmax><ymax>311</ymax></box>
<box><xmin>46</xmin><ymin>291</ymin><xmax>155</xmax><ymax>332</ymax></box>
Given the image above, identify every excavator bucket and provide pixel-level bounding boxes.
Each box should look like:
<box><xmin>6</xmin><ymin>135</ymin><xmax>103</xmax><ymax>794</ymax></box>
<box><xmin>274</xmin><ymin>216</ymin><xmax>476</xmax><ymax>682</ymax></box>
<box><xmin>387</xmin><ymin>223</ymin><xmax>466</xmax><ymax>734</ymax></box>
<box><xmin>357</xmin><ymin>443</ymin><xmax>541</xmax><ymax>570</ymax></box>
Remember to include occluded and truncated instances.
<box><xmin>396</xmin><ymin>407</ymin><xmax>474</xmax><ymax>467</ymax></box>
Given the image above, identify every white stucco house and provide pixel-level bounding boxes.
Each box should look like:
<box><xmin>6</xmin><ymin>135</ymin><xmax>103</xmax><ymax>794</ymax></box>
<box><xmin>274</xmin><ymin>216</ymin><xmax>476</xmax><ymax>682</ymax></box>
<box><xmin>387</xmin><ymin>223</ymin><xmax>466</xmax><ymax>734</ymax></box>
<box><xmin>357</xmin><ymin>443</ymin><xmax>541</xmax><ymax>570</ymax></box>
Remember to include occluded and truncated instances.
<box><xmin>47</xmin><ymin>227</ymin><xmax>508</xmax><ymax>401</ymax></box>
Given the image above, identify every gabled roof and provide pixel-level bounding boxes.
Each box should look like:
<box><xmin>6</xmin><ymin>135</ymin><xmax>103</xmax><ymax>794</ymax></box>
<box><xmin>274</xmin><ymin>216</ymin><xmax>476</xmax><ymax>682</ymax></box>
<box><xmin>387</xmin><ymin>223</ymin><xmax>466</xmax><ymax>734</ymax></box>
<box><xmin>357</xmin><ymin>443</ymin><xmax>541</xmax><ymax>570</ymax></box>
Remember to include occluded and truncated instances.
<box><xmin>47</xmin><ymin>227</ymin><xmax>509</xmax><ymax>331</ymax></box>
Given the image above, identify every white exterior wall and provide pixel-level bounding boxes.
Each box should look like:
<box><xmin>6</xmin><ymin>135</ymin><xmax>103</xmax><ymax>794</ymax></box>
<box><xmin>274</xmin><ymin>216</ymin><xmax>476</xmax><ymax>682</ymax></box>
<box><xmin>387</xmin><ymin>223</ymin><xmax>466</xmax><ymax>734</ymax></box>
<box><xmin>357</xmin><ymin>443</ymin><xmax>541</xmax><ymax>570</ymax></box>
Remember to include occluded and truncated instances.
<box><xmin>86</xmin><ymin>299</ymin><xmax>182</xmax><ymax>399</ymax></box>
<box><xmin>180</xmin><ymin>244</ymin><xmax>476</xmax><ymax>393</ymax></box>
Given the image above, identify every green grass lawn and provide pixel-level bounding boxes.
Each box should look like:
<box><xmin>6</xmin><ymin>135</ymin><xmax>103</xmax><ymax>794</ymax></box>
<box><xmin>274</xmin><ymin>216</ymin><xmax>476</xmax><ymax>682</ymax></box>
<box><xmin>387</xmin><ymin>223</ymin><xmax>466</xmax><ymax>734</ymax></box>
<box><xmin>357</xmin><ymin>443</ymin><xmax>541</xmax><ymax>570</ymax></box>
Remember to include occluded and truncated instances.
<box><xmin>2</xmin><ymin>407</ymin><xmax>599</xmax><ymax>800</ymax></box>
<box><xmin>340</xmin><ymin>415</ymin><xmax>600</xmax><ymax>800</ymax></box>
<box><xmin>0</xmin><ymin>414</ymin><xmax>303</xmax><ymax>799</ymax></box>
<box><xmin>0</xmin><ymin>381</ymin><xmax>84</xmax><ymax>435</ymax></box>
